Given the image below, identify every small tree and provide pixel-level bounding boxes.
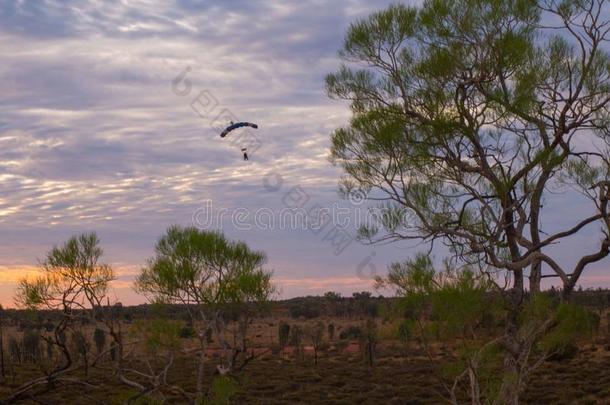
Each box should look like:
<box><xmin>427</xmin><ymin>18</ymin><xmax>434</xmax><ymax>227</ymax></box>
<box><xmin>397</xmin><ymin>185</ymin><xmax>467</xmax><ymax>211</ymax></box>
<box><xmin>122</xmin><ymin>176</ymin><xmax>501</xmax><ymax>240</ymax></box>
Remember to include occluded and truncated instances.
<box><xmin>136</xmin><ymin>226</ymin><xmax>275</xmax><ymax>400</ymax></box>
<box><xmin>8</xmin><ymin>336</ymin><xmax>21</xmax><ymax>364</ymax></box>
<box><xmin>93</xmin><ymin>328</ymin><xmax>106</xmax><ymax>356</ymax></box>
<box><xmin>289</xmin><ymin>325</ymin><xmax>304</xmax><ymax>360</ymax></box>
<box><xmin>327</xmin><ymin>323</ymin><xmax>335</xmax><ymax>341</ymax></box>
<box><xmin>125</xmin><ymin>319</ymin><xmax>187</xmax><ymax>404</ymax></box>
<box><xmin>377</xmin><ymin>253</ymin><xmax>593</xmax><ymax>403</ymax></box>
<box><xmin>278</xmin><ymin>321</ymin><xmax>290</xmax><ymax>350</ymax></box>
<box><xmin>360</xmin><ymin>319</ymin><xmax>377</xmax><ymax>367</ymax></box>
<box><xmin>10</xmin><ymin>233</ymin><xmax>116</xmax><ymax>402</ymax></box>
<box><xmin>306</xmin><ymin>321</ymin><xmax>325</xmax><ymax>365</ymax></box>
<box><xmin>23</xmin><ymin>329</ymin><xmax>41</xmax><ymax>363</ymax></box>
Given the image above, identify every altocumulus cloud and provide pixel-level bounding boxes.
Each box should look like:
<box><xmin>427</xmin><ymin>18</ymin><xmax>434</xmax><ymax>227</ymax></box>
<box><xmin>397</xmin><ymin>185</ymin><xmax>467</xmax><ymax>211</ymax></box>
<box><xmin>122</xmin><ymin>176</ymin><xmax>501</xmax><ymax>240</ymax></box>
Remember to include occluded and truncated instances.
<box><xmin>1</xmin><ymin>0</ymin><xmax>608</xmax><ymax>307</ymax></box>
<box><xmin>0</xmin><ymin>0</ymin><xmax>415</xmax><ymax>306</ymax></box>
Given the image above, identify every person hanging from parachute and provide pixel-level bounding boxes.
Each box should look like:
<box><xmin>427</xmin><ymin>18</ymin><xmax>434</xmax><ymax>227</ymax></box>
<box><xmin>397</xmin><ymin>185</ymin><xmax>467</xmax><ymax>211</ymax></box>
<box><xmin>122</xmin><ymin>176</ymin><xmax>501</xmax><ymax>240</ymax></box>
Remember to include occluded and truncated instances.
<box><xmin>220</xmin><ymin>121</ymin><xmax>258</xmax><ymax>161</ymax></box>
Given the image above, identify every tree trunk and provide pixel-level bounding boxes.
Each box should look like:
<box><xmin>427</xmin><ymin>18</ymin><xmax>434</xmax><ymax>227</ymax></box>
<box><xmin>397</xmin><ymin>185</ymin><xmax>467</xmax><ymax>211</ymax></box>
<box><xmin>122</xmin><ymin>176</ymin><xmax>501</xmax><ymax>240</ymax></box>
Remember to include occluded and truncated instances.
<box><xmin>196</xmin><ymin>335</ymin><xmax>206</xmax><ymax>399</ymax></box>
<box><xmin>529</xmin><ymin>261</ymin><xmax>541</xmax><ymax>294</ymax></box>
<box><xmin>494</xmin><ymin>356</ymin><xmax>521</xmax><ymax>405</ymax></box>
<box><xmin>494</xmin><ymin>290</ymin><xmax>525</xmax><ymax>405</ymax></box>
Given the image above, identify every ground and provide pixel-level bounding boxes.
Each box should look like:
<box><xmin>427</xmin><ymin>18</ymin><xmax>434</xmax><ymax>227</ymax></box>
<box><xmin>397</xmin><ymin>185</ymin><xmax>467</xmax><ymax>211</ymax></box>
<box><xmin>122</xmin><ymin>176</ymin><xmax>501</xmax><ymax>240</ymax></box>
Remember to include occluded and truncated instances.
<box><xmin>1</xmin><ymin>314</ymin><xmax>610</xmax><ymax>404</ymax></box>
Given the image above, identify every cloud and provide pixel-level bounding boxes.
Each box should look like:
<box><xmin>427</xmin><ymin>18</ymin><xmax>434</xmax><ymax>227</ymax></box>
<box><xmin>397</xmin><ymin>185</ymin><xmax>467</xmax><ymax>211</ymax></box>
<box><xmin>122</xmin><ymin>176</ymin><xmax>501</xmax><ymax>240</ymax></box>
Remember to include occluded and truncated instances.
<box><xmin>0</xmin><ymin>0</ymin><xmax>608</xmax><ymax>306</ymax></box>
<box><xmin>0</xmin><ymin>0</ymin><xmax>404</xmax><ymax>305</ymax></box>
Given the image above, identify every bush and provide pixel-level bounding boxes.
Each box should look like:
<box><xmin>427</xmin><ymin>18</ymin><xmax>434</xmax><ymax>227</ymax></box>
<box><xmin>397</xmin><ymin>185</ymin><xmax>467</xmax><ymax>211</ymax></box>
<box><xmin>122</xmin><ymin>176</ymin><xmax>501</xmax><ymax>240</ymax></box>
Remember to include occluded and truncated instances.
<box><xmin>71</xmin><ymin>331</ymin><xmax>90</xmax><ymax>362</ymax></box>
<box><xmin>339</xmin><ymin>325</ymin><xmax>362</xmax><ymax>340</ymax></box>
<box><xmin>93</xmin><ymin>328</ymin><xmax>106</xmax><ymax>354</ymax></box>
<box><xmin>207</xmin><ymin>376</ymin><xmax>239</xmax><ymax>405</ymax></box>
<box><xmin>278</xmin><ymin>321</ymin><xmax>290</xmax><ymax>349</ymax></box>
<box><xmin>547</xmin><ymin>343</ymin><xmax>579</xmax><ymax>362</ymax></box>
<box><xmin>397</xmin><ymin>320</ymin><xmax>412</xmax><ymax>344</ymax></box>
<box><xmin>205</xmin><ymin>327</ymin><xmax>213</xmax><ymax>344</ymax></box>
<box><xmin>8</xmin><ymin>336</ymin><xmax>21</xmax><ymax>363</ymax></box>
<box><xmin>179</xmin><ymin>325</ymin><xmax>196</xmax><ymax>339</ymax></box>
<box><xmin>22</xmin><ymin>329</ymin><xmax>41</xmax><ymax>363</ymax></box>
<box><xmin>289</xmin><ymin>304</ymin><xmax>320</xmax><ymax>319</ymax></box>
<box><xmin>327</xmin><ymin>323</ymin><xmax>335</xmax><ymax>341</ymax></box>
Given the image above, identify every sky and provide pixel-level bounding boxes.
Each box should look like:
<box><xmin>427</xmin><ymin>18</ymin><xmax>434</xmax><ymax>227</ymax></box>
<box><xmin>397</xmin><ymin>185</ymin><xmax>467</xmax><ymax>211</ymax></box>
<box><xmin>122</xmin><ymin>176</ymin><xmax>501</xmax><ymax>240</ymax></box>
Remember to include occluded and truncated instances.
<box><xmin>0</xmin><ymin>0</ymin><xmax>609</xmax><ymax>308</ymax></box>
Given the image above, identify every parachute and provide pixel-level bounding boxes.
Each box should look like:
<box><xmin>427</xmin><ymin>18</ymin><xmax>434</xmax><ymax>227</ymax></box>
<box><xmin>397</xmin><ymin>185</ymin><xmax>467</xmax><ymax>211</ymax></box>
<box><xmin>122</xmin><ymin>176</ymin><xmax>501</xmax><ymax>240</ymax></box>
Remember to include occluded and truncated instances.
<box><xmin>220</xmin><ymin>122</ymin><xmax>258</xmax><ymax>138</ymax></box>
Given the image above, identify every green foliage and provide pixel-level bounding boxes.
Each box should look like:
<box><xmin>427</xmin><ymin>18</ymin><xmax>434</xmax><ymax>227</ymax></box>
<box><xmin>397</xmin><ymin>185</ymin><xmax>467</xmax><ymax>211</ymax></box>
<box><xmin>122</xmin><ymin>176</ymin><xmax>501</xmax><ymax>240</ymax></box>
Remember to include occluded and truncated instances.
<box><xmin>537</xmin><ymin>301</ymin><xmax>599</xmax><ymax>359</ymax></box>
<box><xmin>323</xmin><ymin>291</ymin><xmax>341</xmax><ymax>300</ymax></box>
<box><xmin>397</xmin><ymin>319</ymin><xmax>413</xmax><ymax>344</ymax></box>
<box><xmin>136</xmin><ymin>226</ymin><xmax>275</xmax><ymax>309</ymax></box>
<box><xmin>326</xmin><ymin>1</ymin><xmax>610</xmax><ymax>306</ymax></box>
<box><xmin>15</xmin><ymin>232</ymin><xmax>115</xmax><ymax>310</ymax></box>
<box><xmin>380</xmin><ymin>253</ymin><xmax>509</xmax><ymax>398</ymax></box>
<box><xmin>380</xmin><ymin>253</ymin><xmax>500</xmax><ymax>341</ymax></box>
<box><xmin>133</xmin><ymin>319</ymin><xmax>182</xmax><ymax>354</ymax></box>
<box><xmin>201</xmin><ymin>376</ymin><xmax>239</xmax><ymax>405</ymax></box>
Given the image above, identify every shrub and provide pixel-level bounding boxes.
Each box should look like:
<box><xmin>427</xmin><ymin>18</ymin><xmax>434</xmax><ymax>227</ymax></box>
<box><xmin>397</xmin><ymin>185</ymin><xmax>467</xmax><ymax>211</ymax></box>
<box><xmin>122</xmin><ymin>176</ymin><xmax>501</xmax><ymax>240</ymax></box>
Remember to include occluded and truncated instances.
<box><xmin>93</xmin><ymin>328</ymin><xmax>106</xmax><ymax>354</ymax></box>
<box><xmin>339</xmin><ymin>325</ymin><xmax>362</xmax><ymax>340</ymax></box>
<box><xmin>327</xmin><ymin>323</ymin><xmax>335</xmax><ymax>341</ymax></box>
<box><xmin>8</xmin><ymin>336</ymin><xmax>21</xmax><ymax>363</ymax></box>
<box><xmin>278</xmin><ymin>321</ymin><xmax>290</xmax><ymax>349</ymax></box>
<box><xmin>397</xmin><ymin>320</ymin><xmax>412</xmax><ymax>345</ymax></box>
<box><xmin>547</xmin><ymin>343</ymin><xmax>579</xmax><ymax>362</ymax></box>
<box><xmin>205</xmin><ymin>327</ymin><xmax>213</xmax><ymax>344</ymax></box>
<box><xmin>179</xmin><ymin>325</ymin><xmax>196</xmax><ymax>339</ymax></box>
<box><xmin>71</xmin><ymin>331</ymin><xmax>90</xmax><ymax>362</ymax></box>
<box><xmin>22</xmin><ymin>329</ymin><xmax>41</xmax><ymax>363</ymax></box>
<box><xmin>207</xmin><ymin>376</ymin><xmax>239</xmax><ymax>405</ymax></box>
<box><xmin>289</xmin><ymin>305</ymin><xmax>320</xmax><ymax>319</ymax></box>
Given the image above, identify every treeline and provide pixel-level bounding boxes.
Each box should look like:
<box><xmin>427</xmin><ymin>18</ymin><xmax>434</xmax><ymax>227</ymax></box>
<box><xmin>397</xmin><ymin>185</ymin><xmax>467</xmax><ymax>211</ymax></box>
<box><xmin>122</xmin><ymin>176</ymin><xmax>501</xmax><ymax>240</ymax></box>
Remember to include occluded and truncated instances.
<box><xmin>3</xmin><ymin>288</ymin><xmax>609</xmax><ymax>329</ymax></box>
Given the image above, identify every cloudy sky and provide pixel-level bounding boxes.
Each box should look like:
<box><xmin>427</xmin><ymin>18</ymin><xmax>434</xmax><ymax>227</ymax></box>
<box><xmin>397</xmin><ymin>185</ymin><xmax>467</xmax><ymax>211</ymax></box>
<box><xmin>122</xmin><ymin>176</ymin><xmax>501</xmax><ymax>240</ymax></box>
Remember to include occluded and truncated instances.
<box><xmin>1</xmin><ymin>0</ymin><xmax>609</xmax><ymax>307</ymax></box>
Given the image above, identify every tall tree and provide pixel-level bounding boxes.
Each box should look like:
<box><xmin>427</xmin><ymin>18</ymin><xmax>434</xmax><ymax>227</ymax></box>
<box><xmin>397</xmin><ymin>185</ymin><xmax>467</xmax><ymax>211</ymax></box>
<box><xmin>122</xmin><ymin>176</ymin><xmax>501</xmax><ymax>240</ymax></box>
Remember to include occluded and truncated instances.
<box><xmin>327</xmin><ymin>1</ymin><xmax>610</xmax><ymax>402</ymax></box>
<box><xmin>135</xmin><ymin>225</ymin><xmax>275</xmax><ymax>400</ymax></box>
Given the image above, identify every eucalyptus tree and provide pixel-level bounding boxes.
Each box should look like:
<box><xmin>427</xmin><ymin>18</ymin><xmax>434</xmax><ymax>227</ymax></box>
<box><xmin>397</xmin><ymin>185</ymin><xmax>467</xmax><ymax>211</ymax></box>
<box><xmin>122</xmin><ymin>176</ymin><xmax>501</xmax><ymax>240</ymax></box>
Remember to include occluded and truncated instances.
<box><xmin>135</xmin><ymin>225</ymin><xmax>275</xmax><ymax>400</ymax></box>
<box><xmin>327</xmin><ymin>0</ymin><xmax>610</xmax><ymax>403</ymax></box>
<box><xmin>7</xmin><ymin>233</ymin><xmax>116</xmax><ymax>403</ymax></box>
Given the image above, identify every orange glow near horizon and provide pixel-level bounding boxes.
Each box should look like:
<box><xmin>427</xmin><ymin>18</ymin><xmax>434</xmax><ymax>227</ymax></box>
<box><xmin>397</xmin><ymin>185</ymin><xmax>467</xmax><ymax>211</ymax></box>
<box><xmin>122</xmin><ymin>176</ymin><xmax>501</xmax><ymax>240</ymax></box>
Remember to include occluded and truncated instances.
<box><xmin>0</xmin><ymin>263</ymin><xmax>379</xmax><ymax>309</ymax></box>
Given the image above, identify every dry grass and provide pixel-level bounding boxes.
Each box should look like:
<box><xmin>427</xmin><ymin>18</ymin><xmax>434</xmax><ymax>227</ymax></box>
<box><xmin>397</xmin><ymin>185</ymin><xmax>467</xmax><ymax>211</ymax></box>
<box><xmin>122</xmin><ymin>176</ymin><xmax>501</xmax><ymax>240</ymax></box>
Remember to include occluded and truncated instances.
<box><xmin>1</xmin><ymin>315</ymin><xmax>610</xmax><ymax>404</ymax></box>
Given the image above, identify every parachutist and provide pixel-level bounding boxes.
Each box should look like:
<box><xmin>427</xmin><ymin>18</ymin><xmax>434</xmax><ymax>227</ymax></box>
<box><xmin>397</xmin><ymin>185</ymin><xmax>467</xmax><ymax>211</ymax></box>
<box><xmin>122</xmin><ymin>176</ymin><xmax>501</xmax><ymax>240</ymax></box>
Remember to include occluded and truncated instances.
<box><xmin>243</xmin><ymin>152</ymin><xmax>249</xmax><ymax>161</ymax></box>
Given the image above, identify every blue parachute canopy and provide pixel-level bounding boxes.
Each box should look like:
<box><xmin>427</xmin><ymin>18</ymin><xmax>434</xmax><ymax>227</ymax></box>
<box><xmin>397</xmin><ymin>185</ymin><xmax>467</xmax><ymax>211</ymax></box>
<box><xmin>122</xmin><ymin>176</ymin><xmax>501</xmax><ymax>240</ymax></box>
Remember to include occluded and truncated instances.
<box><xmin>220</xmin><ymin>122</ymin><xmax>258</xmax><ymax>138</ymax></box>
